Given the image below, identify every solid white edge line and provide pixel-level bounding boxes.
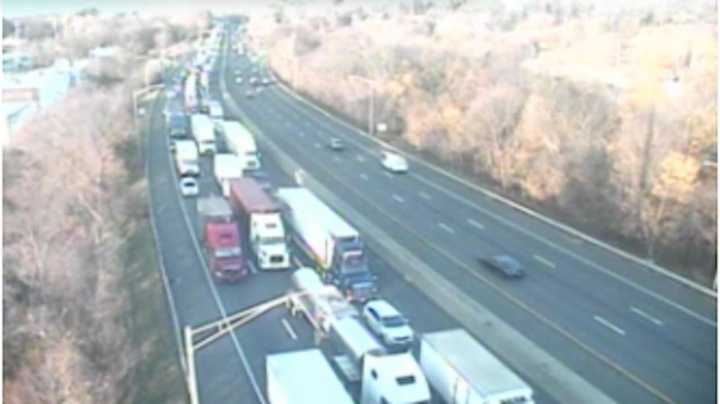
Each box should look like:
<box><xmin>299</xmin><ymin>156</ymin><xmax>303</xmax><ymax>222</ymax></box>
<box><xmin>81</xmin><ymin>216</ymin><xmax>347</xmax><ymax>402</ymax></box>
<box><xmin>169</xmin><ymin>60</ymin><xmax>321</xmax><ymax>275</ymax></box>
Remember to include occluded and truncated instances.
<box><xmin>143</xmin><ymin>93</ymin><xmax>188</xmax><ymax>375</ymax></box>
<box><xmin>392</xmin><ymin>194</ymin><xmax>405</xmax><ymax>203</ymax></box>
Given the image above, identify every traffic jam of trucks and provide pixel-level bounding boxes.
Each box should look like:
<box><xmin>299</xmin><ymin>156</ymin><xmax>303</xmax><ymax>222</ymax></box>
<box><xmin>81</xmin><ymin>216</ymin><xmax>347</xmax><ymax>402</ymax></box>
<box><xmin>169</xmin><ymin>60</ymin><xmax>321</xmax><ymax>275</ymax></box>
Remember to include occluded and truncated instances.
<box><xmin>162</xmin><ymin>25</ymin><xmax>535</xmax><ymax>404</ymax></box>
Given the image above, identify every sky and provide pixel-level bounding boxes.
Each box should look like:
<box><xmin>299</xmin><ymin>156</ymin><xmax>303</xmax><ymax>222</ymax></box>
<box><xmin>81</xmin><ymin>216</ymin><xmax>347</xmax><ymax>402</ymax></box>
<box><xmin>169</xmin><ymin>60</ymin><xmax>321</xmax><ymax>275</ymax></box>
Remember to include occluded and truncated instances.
<box><xmin>2</xmin><ymin>0</ymin><xmax>270</xmax><ymax>18</ymax></box>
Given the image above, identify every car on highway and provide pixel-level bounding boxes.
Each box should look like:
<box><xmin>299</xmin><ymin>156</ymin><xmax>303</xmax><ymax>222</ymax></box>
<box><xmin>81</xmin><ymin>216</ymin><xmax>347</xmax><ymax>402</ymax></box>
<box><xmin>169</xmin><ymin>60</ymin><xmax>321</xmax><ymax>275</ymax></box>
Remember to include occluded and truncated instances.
<box><xmin>179</xmin><ymin>176</ymin><xmax>199</xmax><ymax>197</ymax></box>
<box><xmin>381</xmin><ymin>151</ymin><xmax>409</xmax><ymax>173</ymax></box>
<box><xmin>479</xmin><ymin>255</ymin><xmax>526</xmax><ymax>278</ymax></box>
<box><xmin>363</xmin><ymin>299</ymin><xmax>414</xmax><ymax>347</ymax></box>
<box><xmin>328</xmin><ymin>137</ymin><xmax>344</xmax><ymax>151</ymax></box>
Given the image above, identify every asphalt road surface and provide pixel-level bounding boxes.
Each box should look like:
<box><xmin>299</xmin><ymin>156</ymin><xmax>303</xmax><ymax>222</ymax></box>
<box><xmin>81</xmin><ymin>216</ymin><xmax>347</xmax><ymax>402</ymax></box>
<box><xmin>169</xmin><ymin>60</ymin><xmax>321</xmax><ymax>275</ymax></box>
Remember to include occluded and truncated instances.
<box><xmin>214</xmin><ymin>26</ymin><xmax>716</xmax><ymax>404</ymax></box>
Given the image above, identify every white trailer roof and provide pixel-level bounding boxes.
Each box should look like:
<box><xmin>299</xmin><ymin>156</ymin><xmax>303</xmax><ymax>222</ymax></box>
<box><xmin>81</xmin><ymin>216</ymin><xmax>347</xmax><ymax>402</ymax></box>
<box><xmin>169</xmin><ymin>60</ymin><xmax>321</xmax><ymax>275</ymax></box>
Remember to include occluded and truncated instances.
<box><xmin>175</xmin><ymin>140</ymin><xmax>198</xmax><ymax>157</ymax></box>
<box><xmin>276</xmin><ymin>188</ymin><xmax>359</xmax><ymax>240</ymax></box>
<box><xmin>266</xmin><ymin>349</ymin><xmax>353</xmax><ymax>404</ymax></box>
<box><xmin>332</xmin><ymin>316</ymin><xmax>384</xmax><ymax>363</ymax></box>
<box><xmin>220</xmin><ymin>121</ymin><xmax>256</xmax><ymax>153</ymax></box>
<box><xmin>423</xmin><ymin>329</ymin><xmax>532</xmax><ymax>397</ymax></box>
<box><xmin>214</xmin><ymin>154</ymin><xmax>244</xmax><ymax>177</ymax></box>
<box><xmin>191</xmin><ymin>114</ymin><xmax>214</xmax><ymax>141</ymax></box>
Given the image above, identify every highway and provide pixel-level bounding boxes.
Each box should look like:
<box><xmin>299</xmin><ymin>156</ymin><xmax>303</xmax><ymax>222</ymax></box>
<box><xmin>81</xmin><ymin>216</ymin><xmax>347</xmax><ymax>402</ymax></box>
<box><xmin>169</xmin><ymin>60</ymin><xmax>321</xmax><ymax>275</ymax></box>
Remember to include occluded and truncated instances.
<box><xmin>145</xmin><ymin>38</ymin><xmax>558</xmax><ymax>404</ymax></box>
<box><xmin>217</xmin><ymin>25</ymin><xmax>717</xmax><ymax>404</ymax></box>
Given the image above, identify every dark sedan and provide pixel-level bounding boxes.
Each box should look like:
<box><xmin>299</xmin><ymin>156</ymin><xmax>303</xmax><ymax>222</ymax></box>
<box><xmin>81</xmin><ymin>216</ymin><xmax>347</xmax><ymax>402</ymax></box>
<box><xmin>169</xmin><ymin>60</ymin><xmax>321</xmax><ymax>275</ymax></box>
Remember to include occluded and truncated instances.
<box><xmin>479</xmin><ymin>255</ymin><xmax>526</xmax><ymax>278</ymax></box>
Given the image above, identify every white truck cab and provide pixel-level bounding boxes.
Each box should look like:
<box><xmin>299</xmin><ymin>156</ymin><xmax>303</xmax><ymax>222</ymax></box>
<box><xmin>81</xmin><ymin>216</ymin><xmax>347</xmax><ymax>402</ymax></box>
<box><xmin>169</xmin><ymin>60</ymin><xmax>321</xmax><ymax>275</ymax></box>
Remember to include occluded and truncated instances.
<box><xmin>250</xmin><ymin>212</ymin><xmax>289</xmax><ymax>269</ymax></box>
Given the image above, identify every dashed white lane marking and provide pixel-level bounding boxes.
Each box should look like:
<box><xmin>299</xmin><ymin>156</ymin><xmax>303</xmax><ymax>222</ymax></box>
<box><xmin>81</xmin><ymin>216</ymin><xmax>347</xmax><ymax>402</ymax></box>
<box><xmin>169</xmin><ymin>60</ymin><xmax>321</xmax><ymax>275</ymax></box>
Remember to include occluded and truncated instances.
<box><xmin>281</xmin><ymin>318</ymin><xmax>298</xmax><ymax>340</ymax></box>
<box><xmin>360</xmin><ymin>173</ymin><xmax>369</xmax><ymax>181</ymax></box>
<box><xmin>356</xmin><ymin>155</ymin><xmax>365</xmax><ymax>162</ymax></box>
<box><xmin>631</xmin><ymin>307</ymin><xmax>664</xmax><ymax>326</ymax></box>
<box><xmin>392</xmin><ymin>194</ymin><xmax>405</xmax><ymax>203</ymax></box>
<box><xmin>533</xmin><ymin>254</ymin><xmax>556</xmax><ymax>269</ymax></box>
<box><xmin>594</xmin><ymin>316</ymin><xmax>626</xmax><ymax>336</ymax></box>
<box><xmin>438</xmin><ymin>222</ymin><xmax>455</xmax><ymax>234</ymax></box>
<box><xmin>292</xmin><ymin>256</ymin><xmax>303</xmax><ymax>267</ymax></box>
<box><xmin>467</xmin><ymin>218</ymin><xmax>484</xmax><ymax>230</ymax></box>
<box><xmin>299</xmin><ymin>131</ymin><xmax>305</xmax><ymax>137</ymax></box>
<box><xmin>313</xmin><ymin>142</ymin><xmax>321</xmax><ymax>149</ymax></box>
<box><xmin>333</xmin><ymin>156</ymin><xmax>341</xmax><ymax>163</ymax></box>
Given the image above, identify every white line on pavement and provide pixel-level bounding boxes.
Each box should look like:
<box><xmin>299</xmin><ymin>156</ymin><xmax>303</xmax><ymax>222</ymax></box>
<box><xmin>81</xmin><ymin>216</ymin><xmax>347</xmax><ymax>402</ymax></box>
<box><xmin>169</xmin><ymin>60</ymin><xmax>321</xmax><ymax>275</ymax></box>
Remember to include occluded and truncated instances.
<box><xmin>333</xmin><ymin>156</ymin><xmax>341</xmax><ymax>163</ymax></box>
<box><xmin>313</xmin><ymin>142</ymin><xmax>321</xmax><ymax>148</ymax></box>
<box><xmin>356</xmin><ymin>155</ymin><xmax>365</xmax><ymax>162</ymax></box>
<box><xmin>248</xmin><ymin>260</ymin><xmax>258</xmax><ymax>274</ymax></box>
<box><xmin>467</xmin><ymin>218</ymin><xmax>485</xmax><ymax>230</ymax></box>
<box><xmin>360</xmin><ymin>173</ymin><xmax>369</xmax><ymax>181</ymax></box>
<box><xmin>299</xmin><ymin>131</ymin><xmax>305</xmax><ymax>137</ymax></box>
<box><xmin>534</xmin><ymin>254</ymin><xmax>557</xmax><ymax>269</ymax></box>
<box><xmin>439</xmin><ymin>222</ymin><xmax>455</xmax><ymax>234</ymax></box>
<box><xmin>419</xmin><ymin>191</ymin><xmax>431</xmax><ymax>200</ymax></box>
<box><xmin>281</xmin><ymin>318</ymin><xmax>298</xmax><ymax>340</ymax></box>
<box><xmin>393</xmin><ymin>194</ymin><xmax>405</xmax><ymax>203</ymax></box>
<box><xmin>594</xmin><ymin>316</ymin><xmax>626</xmax><ymax>336</ymax></box>
<box><xmin>292</xmin><ymin>256</ymin><xmax>303</xmax><ymax>267</ymax></box>
<box><xmin>631</xmin><ymin>307</ymin><xmax>664</xmax><ymax>326</ymax></box>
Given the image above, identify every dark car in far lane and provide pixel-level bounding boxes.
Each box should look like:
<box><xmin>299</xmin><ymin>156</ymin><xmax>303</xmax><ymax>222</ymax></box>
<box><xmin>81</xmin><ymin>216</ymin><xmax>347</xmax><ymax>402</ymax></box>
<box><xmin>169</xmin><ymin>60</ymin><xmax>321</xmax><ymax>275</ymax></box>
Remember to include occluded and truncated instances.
<box><xmin>479</xmin><ymin>255</ymin><xmax>526</xmax><ymax>278</ymax></box>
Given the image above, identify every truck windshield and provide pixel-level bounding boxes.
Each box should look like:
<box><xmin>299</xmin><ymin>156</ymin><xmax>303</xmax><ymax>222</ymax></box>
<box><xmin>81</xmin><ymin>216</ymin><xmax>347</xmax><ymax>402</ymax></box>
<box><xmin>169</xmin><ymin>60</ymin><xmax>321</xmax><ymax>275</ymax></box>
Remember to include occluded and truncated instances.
<box><xmin>258</xmin><ymin>236</ymin><xmax>285</xmax><ymax>246</ymax></box>
<box><xmin>215</xmin><ymin>247</ymin><xmax>241</xmax><ymax>258</ymax></box>
<box><xmin>340</xmin><ymin>251</ymin><xmax>367</xmax><ymax>274</ymax></box>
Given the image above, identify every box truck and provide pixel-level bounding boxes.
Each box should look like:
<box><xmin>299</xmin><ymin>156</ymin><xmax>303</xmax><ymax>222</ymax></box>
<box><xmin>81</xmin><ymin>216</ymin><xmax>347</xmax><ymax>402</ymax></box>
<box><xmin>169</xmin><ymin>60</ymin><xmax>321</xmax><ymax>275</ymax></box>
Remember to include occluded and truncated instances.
<box><xmin>174</xmin><ymin>140</ymin><xmax>199</xmax><ymax>176</ymax></box>
<box><xmin>330</xmin><ymin>316</ymin><xmax>431</xmax><ymax>404</ymax></box>
<box><xmin>420</xmin><ymin>329</ymin><xmax>535</xmax><ymax>404</ymax></box>
<box><xmin>215</xmin><ymin>120</ymin><xmax>260</xmax><ymax>170</ymax></box>
<box><xmin>213</xmin><ymin>154</ymin><xmax>244</xmax><ymax>196</ymax></box>
<box><xmin>266</xmin><ymin>349</ymin><xmax>354</xmax><ymax>404</ymax></box>
<box><xmin>276</xmin><ymin>187</ymin><xmax>377</xmax><ymax>302</ymax></box>
<box><xmin>227</xmin><ymin>178</ymin><xmax>290</xmax><ymax>270</ymax></box>
<box><xmin>191</xmin><ymin>114</ymin><xmax>216</xmax><ymax>154</ymax></box>
<box><xmin>197</xmin><ymin>197</ymin><xmax>248</xmax><ymax>281</ymax></box>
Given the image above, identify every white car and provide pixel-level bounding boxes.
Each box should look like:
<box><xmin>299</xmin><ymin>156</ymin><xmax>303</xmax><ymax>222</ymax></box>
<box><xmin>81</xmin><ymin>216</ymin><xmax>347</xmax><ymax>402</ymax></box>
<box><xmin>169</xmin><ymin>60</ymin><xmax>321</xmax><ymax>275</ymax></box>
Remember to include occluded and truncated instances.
<box><xmin>179</xmin><ymin>176</ymin><xmax>199</xmax><ymax>197</ymax></box>
<box><xmin>362</xmin><ymin>300</ymin><xmax>414</xmax><ymax>347</ymax></box>
<box><xmin>381</xmin><ymin>151</ymin><xmax>408</xmax><ymax>173</ymax></box>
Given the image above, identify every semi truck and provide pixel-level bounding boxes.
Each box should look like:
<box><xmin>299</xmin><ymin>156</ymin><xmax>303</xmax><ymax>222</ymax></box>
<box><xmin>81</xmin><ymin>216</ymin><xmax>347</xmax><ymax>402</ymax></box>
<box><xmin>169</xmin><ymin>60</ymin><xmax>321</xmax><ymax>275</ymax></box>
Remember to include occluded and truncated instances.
<box><xmin>208</xmin><ymin>99</ymin><xmax>224</xmax><ymax>121</ymax></box>
<box><xmin>174</xmin><ymin>140</ymin><xmax>199</xmax><ymax>176</ymax></box>
<box><xmin>420</xmin><ymin>329</ymin><xmax>535</xmax><ymax>404</ymax></box>
<box><xmin>330</xmin><ymin>316</ymin><xmax>431</xmax><ymax>404</ymax></box>
<box><xmin>276</xmin><ymin>187</ymin><xmax>377</xmax><ymax>302</ymax></box>
<box><xmin>289</xmin><ymin>267</ymin><xmax>358</xmax><ymax>333</ymax></box>
<box><xmin>167</xmin><ymin>113</ymin><xmax>188</xmax><ymax>138</ymax></box>
<box><xmin>266</xmin><ymin>349</ymin><xmax>354</xmax><ymax>404</ymax></box>
<box><xmin>191</xmin><ymin>114</ymin><xmax>216</xmax><ymax>154</ymax></box>
<box><xmin>215</xmin><ymin>120</ymin><xmax>260</xmax><ymax>170</ymax></box>
<box><xmin>213</xmin><ymin>154</ymin><xmax>244</xmax><ymax>196</ymax></box>
<box><xmin>197</xmin><ymin>196</ymin><xmax>248</xmax><ymax>282</ymax></box>
<box><xmin>227</xmin><ymin>178</ymin><xmax>290</xmax><ymax>270</ymax></box>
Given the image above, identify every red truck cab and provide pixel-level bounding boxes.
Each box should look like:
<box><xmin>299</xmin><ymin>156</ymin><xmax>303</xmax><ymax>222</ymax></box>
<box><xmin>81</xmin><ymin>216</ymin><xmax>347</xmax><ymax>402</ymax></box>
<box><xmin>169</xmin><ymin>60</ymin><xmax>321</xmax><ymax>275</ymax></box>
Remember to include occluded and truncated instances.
<box><xmin>198</xmin><ymin>196</ymin><xmax>249</xmax><ymax>282</ymax></box>
<box><xmin>205</xmin><ymin>219</ymin><xmax>248</xmax><ymax>281</ymax></box>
